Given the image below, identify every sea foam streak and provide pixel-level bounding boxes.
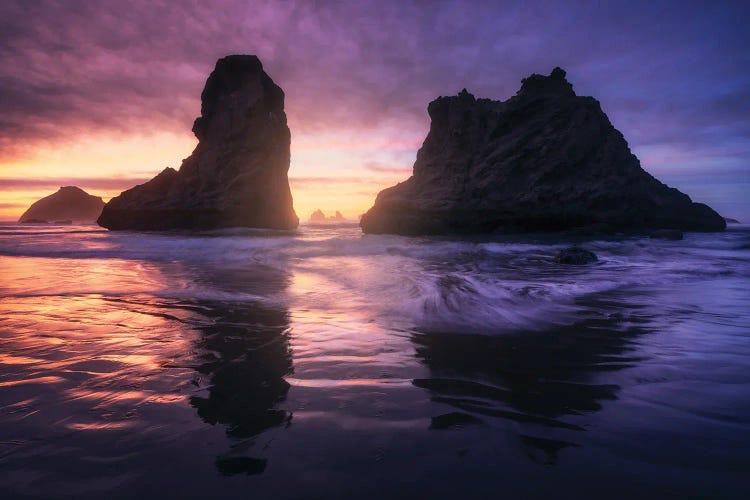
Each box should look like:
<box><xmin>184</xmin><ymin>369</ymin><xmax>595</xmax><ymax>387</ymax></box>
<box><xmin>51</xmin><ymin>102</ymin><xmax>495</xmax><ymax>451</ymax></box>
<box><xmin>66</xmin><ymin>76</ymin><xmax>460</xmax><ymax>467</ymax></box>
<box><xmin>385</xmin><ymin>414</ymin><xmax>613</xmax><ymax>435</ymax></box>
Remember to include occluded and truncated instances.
<box><xmin>1</xmin><ymin>223</ymin><xmax>749</xmax><ymax>498</ymax></box>
<box><xmin>1</xmin><ymin>223</ymin><xmax>747</xmax><ymax>334</ymax></box>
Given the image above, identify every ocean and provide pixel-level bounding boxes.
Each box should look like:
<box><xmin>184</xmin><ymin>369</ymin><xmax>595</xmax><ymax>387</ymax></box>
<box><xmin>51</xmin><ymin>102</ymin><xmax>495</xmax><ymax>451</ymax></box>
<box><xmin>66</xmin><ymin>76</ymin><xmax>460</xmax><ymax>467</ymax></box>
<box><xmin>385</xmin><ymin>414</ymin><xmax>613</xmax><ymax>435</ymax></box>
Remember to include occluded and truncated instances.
<box><xmin>1</xmin><ymin>222</ymin><xmax>748</xmax><ymax>498</ymax></box>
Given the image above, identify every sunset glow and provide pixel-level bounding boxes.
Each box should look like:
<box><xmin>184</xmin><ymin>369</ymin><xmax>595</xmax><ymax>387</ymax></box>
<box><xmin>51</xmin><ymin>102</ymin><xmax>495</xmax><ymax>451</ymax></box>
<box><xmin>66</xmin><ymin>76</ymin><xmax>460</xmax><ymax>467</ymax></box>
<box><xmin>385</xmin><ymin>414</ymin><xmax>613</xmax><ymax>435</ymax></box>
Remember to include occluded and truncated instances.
<box><xmin>0</xmin><ymin>127</ymin><xmax>421</xmax><ymax>221</ymax></box>
<box><xmin>2</xmin><ymin>1</ymin><xmax>747</xmax><ymax>222</ymax></box>
<box><xmin>1</xmin><ymin>2</ymin><xmax>749</xmax><ymax>496</ymax></box>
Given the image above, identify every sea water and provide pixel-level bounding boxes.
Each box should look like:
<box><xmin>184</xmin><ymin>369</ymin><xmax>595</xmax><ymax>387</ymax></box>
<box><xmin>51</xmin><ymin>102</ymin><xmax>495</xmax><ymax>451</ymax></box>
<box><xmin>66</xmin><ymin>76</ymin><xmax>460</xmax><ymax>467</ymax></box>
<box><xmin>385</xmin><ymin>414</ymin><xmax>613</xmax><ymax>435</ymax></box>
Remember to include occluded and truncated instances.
<box><xmin>0</xmin><ymin>223</ymin><xmax>748</xmax><ymax>497</ymax></box>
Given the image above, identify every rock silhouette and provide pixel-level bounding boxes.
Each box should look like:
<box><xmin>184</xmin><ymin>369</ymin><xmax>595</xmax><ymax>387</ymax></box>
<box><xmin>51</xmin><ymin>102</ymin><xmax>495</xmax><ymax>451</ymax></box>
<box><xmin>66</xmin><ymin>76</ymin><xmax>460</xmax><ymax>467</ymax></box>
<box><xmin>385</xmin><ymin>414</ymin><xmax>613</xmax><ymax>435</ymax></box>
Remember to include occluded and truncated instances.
<box><xmin>409</xmin><ymin>310</ymin><xmax>644</xmax><ymax>465</ymax></box>
<box><xmin>555</xmin><ymin>247</ymin><xmax>598</xmax><ymax>265</ymax></box>
<box><xmin>309</xmin><ymin>209</ymin><xmax>346</xmax><ymax>223</ymax></box>
<box><xmin>309</xmin><ymin>209</ymin><xmax>326</xmax><ymax>223</ymax></box>
<box><xmin>98</xmin><ymin>55</ymin><xmax>298</xmax><ymax>230</ymax></box>
<box><xmin>19</xmin><ymin>186</ymin><xmax>104</xmax><ymax>223</ymax></box>
<box><xmin>360</xmin><ymin>68</ymin><xmax>726</xmax><ymax>235</ymax></box>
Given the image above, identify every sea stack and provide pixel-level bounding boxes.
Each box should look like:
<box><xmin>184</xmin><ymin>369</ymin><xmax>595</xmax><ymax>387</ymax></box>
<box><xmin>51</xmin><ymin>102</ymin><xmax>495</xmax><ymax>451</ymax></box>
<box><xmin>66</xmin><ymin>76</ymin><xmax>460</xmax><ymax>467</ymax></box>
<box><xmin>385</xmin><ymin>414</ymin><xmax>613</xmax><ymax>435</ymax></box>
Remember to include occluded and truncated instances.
<box><xmin>19</xmin><ymin>186</ymin><xmax>104</xmax><ymax>223</ymax></box>
<box><xmin>309</xmin><ymin>209</ymin><xmax>346</xmax><ymax>223</ymax></box>
<box><xmin>360</xmin><ymin>68</ymin><xmax>725</xmax><ymax>235</ymax></box>
<box><xmin>310</xmin><ymin>209</ymin><xmax>326</xmax><ymax>223</ymax></box>
<box><xmin>98</xmin><ymin>55</ymin><xmax>298</xmax><ymax>230</ymax></box>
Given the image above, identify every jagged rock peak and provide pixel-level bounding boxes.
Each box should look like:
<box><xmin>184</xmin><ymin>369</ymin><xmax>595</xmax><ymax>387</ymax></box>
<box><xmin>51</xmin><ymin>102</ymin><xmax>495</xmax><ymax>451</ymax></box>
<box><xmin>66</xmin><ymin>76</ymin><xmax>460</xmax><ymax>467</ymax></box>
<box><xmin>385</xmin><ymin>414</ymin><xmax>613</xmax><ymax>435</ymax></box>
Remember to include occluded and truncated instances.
<box><xmin>518</xmin><ymin>66</ymin><xmax>574</xmax><ymax>97</ymax></box>
<box><xmin>360</xmin><ymin>67</ymin><xmax>725</xmax><ymax>235</ymax></box>
<box><xmin>458</xmin><ymin>88</ymin><xmax>475</xmax><ymax>100</ymax></box>
<box><xmin>192</xmin><ymin>55</ymin><xmax>284</xmax><ymax>141</ymax></box>
<box><xmin>310</xmin><ymin>209</ymin><xmax>326</xmax><ymax>222</ymax></box>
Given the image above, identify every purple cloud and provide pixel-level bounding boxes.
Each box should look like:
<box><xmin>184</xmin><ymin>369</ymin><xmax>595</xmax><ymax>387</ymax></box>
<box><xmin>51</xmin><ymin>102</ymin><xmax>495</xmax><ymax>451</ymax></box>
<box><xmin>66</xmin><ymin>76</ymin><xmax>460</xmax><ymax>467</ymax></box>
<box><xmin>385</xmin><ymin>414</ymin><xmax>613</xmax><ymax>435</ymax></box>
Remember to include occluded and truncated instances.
<box><xmin>1</xmin><ymin>0</ymin><xmax>748</xmax><ymax>216</ymax></box>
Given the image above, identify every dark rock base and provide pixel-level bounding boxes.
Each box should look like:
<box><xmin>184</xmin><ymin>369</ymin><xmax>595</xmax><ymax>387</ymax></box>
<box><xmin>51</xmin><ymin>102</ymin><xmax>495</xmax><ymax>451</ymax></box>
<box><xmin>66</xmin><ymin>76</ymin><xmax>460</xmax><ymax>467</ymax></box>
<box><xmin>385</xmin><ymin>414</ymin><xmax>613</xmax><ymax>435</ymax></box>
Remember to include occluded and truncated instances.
<box><xmin>555</xmin><ymin>247</ymin><xmax>598</xmax><ymax>265</ymax></box>
<box><xmin>97</xmin><ymin>208</ymin><xmax>298</xmax><ymax>231</ymax></box>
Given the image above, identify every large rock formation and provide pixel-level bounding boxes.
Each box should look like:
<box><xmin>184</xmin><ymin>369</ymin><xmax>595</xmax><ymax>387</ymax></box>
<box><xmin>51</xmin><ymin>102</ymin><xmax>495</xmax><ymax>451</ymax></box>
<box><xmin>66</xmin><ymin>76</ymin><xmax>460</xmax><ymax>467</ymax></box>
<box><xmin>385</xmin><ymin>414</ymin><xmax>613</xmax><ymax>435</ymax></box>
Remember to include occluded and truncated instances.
<box><xmin>98</xmin><ymin>55</ymin><xmax>298</xmax><ymax>230</ymax></box>
<box><xmin>19</xmin><ymin>186</ymin><xmax>104</xmax><ymax>223</ymax></box>
<box><xmin>360</xmin><ymin>68</ymin><xmax>725</xmax><ymax>235</ymax></box>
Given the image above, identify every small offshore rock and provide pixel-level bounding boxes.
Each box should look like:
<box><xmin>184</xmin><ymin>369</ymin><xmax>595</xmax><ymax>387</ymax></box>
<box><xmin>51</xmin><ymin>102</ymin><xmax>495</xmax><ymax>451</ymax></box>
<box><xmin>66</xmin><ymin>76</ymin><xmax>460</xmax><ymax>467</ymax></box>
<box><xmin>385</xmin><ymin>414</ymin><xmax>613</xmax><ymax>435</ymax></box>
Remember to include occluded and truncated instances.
<box><xmin>309</xmin><ymin>209</ymin><xmax>346</xmax><ymax>223</ymax></box>
<box><xmin>19</xmin><ymin>186</ymin><xmax>104</xmax><ymax>223</ymax></box>
<box><xmin>555</xmin><ymin>247</ymin><xmax>598</xmax><ymax>265</ymax></box>
<box><xmin>650</xmin><ymin>229</ymin><xmax>684</xmax><ymax>240</ymax></box>
<box><xmin>310</xmin><ymin>209</ymin><xmax>326</xmax><ymax>222</ymax></box>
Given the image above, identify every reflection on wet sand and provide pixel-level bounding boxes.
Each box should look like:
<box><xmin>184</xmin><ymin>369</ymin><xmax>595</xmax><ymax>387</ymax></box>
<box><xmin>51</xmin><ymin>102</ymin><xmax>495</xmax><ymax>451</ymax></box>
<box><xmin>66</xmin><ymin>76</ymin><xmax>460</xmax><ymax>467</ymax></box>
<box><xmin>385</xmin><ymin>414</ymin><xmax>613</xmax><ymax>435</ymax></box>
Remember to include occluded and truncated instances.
<box><xmin>2</xmin><ymin>224</ymin><xmax>749</xmax><ymax>497</ymax></box>
<box><xmin>188</xmin><ymin>300</ymin><xmax>293</xmax><ymax>475</ymax></box>
<box><xmin>162</xmin><ymin>264</ymin><xmax>295</xmax><ymax>476</ymax></box>
<box><xmin>0</xmin><ymin>255</ymin><xmax>297</xmax><ymax>487</ymax></box>
<box><xmin>412</xmin><ymin>308</ymin><xmax>647</xmax><ymax>464</ymax></box>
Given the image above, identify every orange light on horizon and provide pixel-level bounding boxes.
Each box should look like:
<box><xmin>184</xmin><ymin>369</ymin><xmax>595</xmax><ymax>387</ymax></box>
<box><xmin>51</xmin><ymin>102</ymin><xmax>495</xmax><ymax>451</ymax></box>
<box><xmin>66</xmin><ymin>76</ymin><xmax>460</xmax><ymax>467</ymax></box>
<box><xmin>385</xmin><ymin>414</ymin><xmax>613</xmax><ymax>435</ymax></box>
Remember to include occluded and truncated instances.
<box><xmin>0</xmin><ymin>127</ymin><xmax>420</xmax><ymax>222</ymax></box>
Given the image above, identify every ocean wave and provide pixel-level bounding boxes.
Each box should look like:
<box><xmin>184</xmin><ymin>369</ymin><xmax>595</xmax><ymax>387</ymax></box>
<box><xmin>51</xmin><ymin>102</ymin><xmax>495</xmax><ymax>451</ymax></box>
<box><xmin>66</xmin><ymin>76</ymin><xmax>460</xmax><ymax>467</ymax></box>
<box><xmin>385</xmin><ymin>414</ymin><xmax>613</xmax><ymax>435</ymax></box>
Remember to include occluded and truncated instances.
<box><xmin>2</xmin><ymin>225</ymin><xmax>748</xmax><ymax>335</ymax></box>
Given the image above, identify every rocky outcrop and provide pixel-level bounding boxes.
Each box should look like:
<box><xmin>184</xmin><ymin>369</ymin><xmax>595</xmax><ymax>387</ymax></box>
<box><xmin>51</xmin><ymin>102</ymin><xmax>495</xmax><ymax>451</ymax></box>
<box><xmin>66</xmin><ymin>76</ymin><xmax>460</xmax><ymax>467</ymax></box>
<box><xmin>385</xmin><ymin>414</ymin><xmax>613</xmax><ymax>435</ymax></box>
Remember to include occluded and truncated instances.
<box><xmin>555</xmin><ymin>247</ymin><xmax>598</xmax><ymax>265</ymax></box>
<box><xmin>19</xmin><ymin>186</ymin><xmax>104</xmax><ymax>223</ymax></box>
<box><xmin>309</xmin><ymin>209</ymin><xmax>346</xmax><ymax>223</ymax></box>
<box><xmin>360</xmin><ymin>68</ymin><xmax>726</xmax><ymax>235</ymax></box>
<box><xmin>310</xmin><ymin>209</ymin><xmax>326</xmax><ymax>223</ymax></box>
<box><xmin>98</xmin><ymin>55</ymin><xmax>298</xmax><ymax>230</ymax></box>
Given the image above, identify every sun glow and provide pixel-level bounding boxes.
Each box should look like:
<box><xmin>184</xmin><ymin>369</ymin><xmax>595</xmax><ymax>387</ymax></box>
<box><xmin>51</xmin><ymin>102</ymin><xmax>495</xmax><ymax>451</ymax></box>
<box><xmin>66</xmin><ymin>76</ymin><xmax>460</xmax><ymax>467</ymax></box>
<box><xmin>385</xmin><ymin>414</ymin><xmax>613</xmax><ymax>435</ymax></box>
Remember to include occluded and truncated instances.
<box><xmin>0</xmin><ymin>127</ymin><xmax>419</xmax><ymax>222</ymax></box>
<box><xmin>0</xmin><ymin>131</ymin><xmax>197</xmax><ymax>220</ymax></box>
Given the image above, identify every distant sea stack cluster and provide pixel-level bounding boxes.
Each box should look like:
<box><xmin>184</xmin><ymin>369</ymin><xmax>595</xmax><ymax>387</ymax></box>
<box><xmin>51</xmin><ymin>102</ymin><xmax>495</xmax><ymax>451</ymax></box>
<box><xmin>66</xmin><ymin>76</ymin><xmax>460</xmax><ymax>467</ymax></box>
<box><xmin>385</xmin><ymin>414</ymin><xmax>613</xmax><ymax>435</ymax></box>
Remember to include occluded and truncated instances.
<box><xmin>309</xmin><ymin>210</ymin><xmax>346</xmax><ymax>223</ymax></box>
<box><xmin>97</xmin><ymin>55</ymin><xmax>298</xmax><ymax>230</ymax></box>
<box><xmin>360</xmin><ymin>68</ymin><xmax>725</xmax><ymax>235</ymax></box>
<box><xmin>19</xmin><ymin>186</ymin><xmax>104</xmax><ymax>224</ymax></box>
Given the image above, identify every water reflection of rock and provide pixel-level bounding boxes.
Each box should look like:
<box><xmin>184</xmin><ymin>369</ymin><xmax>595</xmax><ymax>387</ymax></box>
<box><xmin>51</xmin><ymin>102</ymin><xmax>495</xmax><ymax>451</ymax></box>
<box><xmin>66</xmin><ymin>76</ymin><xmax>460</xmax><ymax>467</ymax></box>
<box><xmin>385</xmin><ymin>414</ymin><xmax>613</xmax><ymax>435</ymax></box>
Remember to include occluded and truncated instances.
<box><xmin>412</xmin><ymin>313</ymin><xmax>646</xmax><ymax>465</ymax></box>
<box><xmin>181</xmin><ymin>265</ymin><xmax>294</xmax><ymax>475</ymax></box>
<box><xmin>189</xmin><ymin>301</ymin><xmax>293</xmax><ymax>437</ymax></box>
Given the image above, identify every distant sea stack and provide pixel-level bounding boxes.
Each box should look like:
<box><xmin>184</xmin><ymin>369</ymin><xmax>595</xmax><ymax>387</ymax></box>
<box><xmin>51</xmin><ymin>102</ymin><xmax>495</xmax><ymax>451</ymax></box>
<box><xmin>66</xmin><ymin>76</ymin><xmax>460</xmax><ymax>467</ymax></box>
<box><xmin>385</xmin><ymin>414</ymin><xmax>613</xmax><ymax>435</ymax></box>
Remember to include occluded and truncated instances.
<box><xmin>360</xmin><ymin>68</ymin><xmax>725</xmax><ymax>235</ymax></box>
<box><xmin>98</xmin><ymin>55</ymin><xmax>298</xmax><ymax>230</ymax></box>
<box><xmin>19</xmin><ymin>186</ymin><xmax>104</xmax><ymax>223</ymax></box>
<box><xmin>309</xmin><ymin>209</ymin><xmax>346</xmax><ymax>223</ymax></box>
<box><xmin>310</xmin><ymin>209</ymin><xmax>326</xmax><ymax>223</ymax></box>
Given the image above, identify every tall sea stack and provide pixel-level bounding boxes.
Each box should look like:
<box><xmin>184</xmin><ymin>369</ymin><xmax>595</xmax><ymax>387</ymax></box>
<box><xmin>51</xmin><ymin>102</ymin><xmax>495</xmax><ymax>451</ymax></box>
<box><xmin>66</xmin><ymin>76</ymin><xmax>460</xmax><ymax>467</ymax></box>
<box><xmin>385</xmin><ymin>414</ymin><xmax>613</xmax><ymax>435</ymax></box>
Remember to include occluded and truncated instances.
<box><xmin>98</xmin><ymin>55</ymin><xmax>298</xmax><ymax>230</ymax></box>
<box><xmin>360</xmin><ymin>68</ymin><xmax>725</xmax><ymax>235</ymax></box>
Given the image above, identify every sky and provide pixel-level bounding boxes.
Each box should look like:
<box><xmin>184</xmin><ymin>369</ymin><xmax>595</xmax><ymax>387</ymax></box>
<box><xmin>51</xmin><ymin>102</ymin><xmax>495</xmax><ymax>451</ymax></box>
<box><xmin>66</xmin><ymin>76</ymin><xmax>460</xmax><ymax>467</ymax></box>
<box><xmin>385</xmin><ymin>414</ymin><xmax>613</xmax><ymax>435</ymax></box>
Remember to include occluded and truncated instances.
<box><xmin>1</xmin><ymin>0</ymin><xmax>749</xmax><ymax>221</ymax></box>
